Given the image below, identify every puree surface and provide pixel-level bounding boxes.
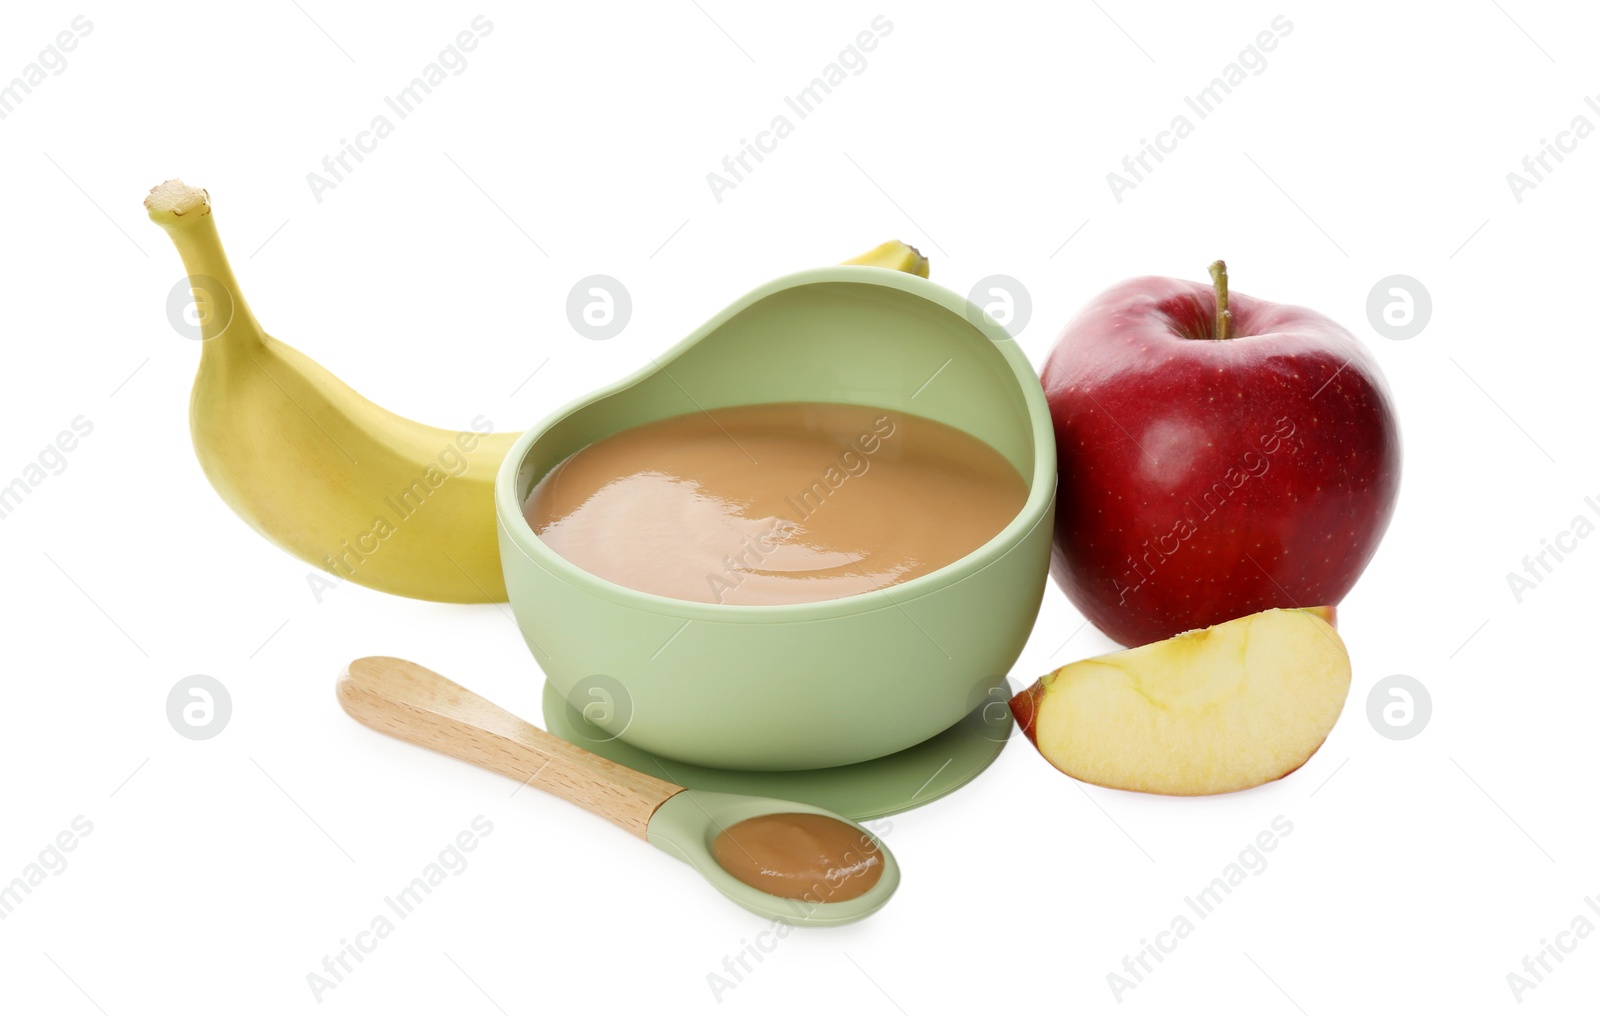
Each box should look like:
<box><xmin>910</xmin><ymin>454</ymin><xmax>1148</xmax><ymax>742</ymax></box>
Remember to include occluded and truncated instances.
<box><xmin>523</xmin><ymin>402</ymin><xmax>1026</xmax><ymax>605</ymax></box>
<box><xmin>711</xmin><ymin>812</ymin><xmax>884</xmax><ymax>902</ymax></box>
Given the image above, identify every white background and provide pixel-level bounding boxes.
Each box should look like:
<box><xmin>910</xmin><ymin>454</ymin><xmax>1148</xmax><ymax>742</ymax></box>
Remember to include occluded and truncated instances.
<box><xmin>1</xmin><ymin>1</ymin><xmax>1596</xmax><ymax>1012</ymax></box>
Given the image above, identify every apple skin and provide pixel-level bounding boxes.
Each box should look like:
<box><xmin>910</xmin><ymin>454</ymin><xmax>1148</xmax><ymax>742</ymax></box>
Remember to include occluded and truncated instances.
<box><xmin>1010</xmin><ymin>681</ymin><xmax>1042</xmax><ymax>746</ymax></box>
<box><xmin>1043</xmin><ymin>275</ymin><xmax>1398</xmax><ymax>647</ymax></box>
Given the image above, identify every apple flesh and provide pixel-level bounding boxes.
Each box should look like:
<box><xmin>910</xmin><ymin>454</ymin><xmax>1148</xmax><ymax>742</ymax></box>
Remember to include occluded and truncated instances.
<box><xmin>1043</xmin><ymin>264</ymin><xmax>1400</xmax><ymax>647</ymax></box>
<box><xmin>1010</xmin><ymin>607</ymin><xmax>1350</xmax><ymax>796</ymax></box>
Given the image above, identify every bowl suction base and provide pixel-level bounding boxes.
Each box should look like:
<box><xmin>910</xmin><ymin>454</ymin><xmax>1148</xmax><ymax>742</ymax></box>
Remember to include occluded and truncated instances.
<box><xmin>541</xmin><ymin>679</ymin><xmax>1013</xmax><ymax>821</ymax></box>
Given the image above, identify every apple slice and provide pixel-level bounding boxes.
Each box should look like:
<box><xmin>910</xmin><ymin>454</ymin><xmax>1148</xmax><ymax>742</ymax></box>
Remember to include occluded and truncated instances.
<box><xmin>1010</xmin><ymin>607</ymin><xmax>1349</xmax><ymax>795</ymax></box>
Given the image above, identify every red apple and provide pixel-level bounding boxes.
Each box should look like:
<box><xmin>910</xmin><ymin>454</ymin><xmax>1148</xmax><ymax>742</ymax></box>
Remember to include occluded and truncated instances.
<box><xmin>1042</xmin><ymin>262</ymin><xmax>1399</xmax><ymax>647</ymax></box>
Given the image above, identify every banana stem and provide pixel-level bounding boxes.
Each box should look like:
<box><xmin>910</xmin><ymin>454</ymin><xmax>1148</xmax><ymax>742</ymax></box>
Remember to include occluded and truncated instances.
<box><xmin>145</xmin><ymin>180</ymin><xmax>262</xmax><ymax>346</ymax></box>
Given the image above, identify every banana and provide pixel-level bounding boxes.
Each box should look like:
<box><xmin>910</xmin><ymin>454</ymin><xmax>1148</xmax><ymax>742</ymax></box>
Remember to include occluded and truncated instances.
<box><xmin>147</xmin><ymin>179</ymin><xmax>930</xmax><ymax>603</ymax></box>
<box><xmin>146</xmin><ymin>180</ymin><xmax>517</xmax><ymax>602</ymax></box>
<box><xmin>841</xmin><ymin>239</ymin><xmax>929</xmax><ymax>277</ymax></box>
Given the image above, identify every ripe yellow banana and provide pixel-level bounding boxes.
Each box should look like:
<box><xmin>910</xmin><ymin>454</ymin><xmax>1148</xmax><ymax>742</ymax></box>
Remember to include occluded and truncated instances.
<box><xmin>147</xmin><ymin>178</ymin><xmax>929</xmax><ymax>603</ymax></box>
<box><xmin>841</xmin><ymin>239</ymin><xmax>928</xmax><ymax>277</ymax></box>
<box><xmin>146</xmin><ymin>180</ymin><xmax>518</xmax><ymax>602</ymax></box>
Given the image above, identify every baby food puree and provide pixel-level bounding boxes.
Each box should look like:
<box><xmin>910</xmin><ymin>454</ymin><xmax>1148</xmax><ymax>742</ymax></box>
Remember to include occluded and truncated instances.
<box><xmin>524</xmin><ymin>402</ymin><xmax>1026</xmax><ymax>605</ymax></box>
<box><xmin>712</xmin><ymin>812</ymin><xmax>884</xmax><ymax>902</ymax></box>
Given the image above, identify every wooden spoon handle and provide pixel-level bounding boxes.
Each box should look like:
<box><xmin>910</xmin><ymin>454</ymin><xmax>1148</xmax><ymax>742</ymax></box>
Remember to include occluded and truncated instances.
<box><xmin>337</xmin><ymin>657</ymin><xmax>683</xmax><ymax>838</ymax></box>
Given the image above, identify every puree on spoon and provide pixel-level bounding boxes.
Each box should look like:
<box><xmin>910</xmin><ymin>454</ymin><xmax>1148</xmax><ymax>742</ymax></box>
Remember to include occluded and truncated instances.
<box><xmin>711</xmin><ymin>812</ymin><xmax>884</xmax><ymax>902</ymax></box>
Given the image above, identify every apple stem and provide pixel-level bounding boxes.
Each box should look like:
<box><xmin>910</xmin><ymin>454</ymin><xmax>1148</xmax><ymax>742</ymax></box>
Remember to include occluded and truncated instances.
<box><xmin>1208</xmin><ymin>260</ymin><xmax>1231</xmax><ymax>341</ymax></box>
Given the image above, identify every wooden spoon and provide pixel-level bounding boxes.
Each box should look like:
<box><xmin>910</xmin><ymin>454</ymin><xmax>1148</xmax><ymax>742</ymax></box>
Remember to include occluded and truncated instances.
<box><xmin>336</xmin><ymin>657</ymin><xmax>899</xmax><ymax>925</ymax></box>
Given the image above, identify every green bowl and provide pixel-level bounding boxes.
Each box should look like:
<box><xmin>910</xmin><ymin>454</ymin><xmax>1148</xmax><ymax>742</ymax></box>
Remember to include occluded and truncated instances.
<box><xmin>495</xmin><ymin>266</ymin><xmax>1055</xmax><ymax>771</ymax></box>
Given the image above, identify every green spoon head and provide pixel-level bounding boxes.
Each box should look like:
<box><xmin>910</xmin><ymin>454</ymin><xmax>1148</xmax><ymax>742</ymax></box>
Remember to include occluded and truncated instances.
<box><xmin>647</xmin><ymin>790</ymin><xmax>900</xmax><ymax>926</ymax></box>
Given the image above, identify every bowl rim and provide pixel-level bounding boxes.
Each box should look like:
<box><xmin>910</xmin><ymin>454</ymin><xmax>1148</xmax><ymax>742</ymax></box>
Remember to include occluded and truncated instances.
<box><xmin>494</xmin><ymin>265</ymin><xmax>1057</xmax><ymax>623</ymax></box>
